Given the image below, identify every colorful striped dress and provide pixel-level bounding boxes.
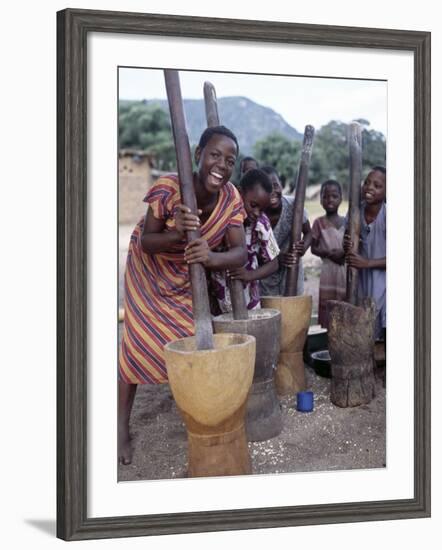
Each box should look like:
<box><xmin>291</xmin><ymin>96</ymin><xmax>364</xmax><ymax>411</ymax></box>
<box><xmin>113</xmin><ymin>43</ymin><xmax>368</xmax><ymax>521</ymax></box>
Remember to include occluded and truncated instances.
<box><xmin>119</xmin><ymin>174</ymin><xmax>246</xmax><ymax>385</ymax></box>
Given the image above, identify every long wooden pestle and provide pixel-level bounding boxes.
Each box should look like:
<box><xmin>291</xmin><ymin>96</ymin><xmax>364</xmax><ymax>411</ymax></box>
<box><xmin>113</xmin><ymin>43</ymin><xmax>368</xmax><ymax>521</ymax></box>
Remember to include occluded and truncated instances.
<box><xmin>327</xmin><ymin>120</ymin><xmax>376</xmax><ymax>407</ymax></box>
<box><xmin>164</xmin><ymin>70</ymin><xmax>214</xmax><ymax>349</ymax></box>
<box><xmin>284</xmin><ymin>125</ymin><xmax>315</xmax><ymax>296</ymax></box>
<box><xmin>203</xmin><ymin>80</ymin><xmax>248</xmax><ymax>320</ymax></box>
<box><xmin>346</xmin><ymin>121</ymin><xmax>362</xmax><ymax>305</ymax></box>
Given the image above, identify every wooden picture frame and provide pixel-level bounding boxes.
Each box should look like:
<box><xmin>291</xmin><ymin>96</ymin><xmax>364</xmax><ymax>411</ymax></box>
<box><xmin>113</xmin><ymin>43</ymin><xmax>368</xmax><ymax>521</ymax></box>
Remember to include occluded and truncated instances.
<box><xmin>57</xmin><ymin>8</ymin><xmax>431</xmax><ymax>541</ymax></box>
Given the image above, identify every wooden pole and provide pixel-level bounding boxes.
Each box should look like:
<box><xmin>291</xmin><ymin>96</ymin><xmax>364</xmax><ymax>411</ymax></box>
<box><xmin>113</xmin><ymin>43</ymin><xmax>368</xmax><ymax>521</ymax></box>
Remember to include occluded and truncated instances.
<box><xmin>346</xmin><ymin>121</ymin><xmax>362</xmax><ymax>305</ymax></box>
<box><xmin>203</xmin><ymin>81</ymin><xmax>248</xmax><ymax>320</ymax></box>
<box><xmin>164</xmin><ymin>70</ymin><xmax>213</xmax><ymax>350</ymax></box>
<box><xmin>284</xmin><ymin>125</ymin><xmax>315</xmax><ymax>296</ymax></box>
<box><xmin>203</xmin><ymin>81</ymin><xmax>219</xmax><ymax>128</ymax></box>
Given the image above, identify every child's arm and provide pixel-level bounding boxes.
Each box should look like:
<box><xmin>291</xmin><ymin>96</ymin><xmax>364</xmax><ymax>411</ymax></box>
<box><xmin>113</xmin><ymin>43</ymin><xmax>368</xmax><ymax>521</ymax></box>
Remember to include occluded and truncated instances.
<box><xmin>279</xmin><ymin>219</ymin><xmax>312</xmax><ymax>266</ymax></box>
<box><xmin>312</xmin><ymin>238</ymin><xmax>345</xmax><ymax>264</ymax></box>
<box><xmin>141</xmin><ymin>205</ymin><xmax>201</xmax><ymax>254</ymax></box>
<box><xmin>344</xmin><ymin>234</ymin><xmax>385</xmax><ymax>269</ymax></box>
<box><xmin>310</xmin><ymin>218</ymin><xmax>325</xmax><ymax>258</ymax></box>
<box><xmin>311</xmin><ymin>237</ymin><xmax>328</xmax><ymax>258</ymax></box>
<box><xmin>289</xmin><ymin>219</ymin><xmax>312</xmax><ymax>258</ymax></box>
<box><xmin>142</xmin><ymin>203</ymin><xmax>247</xmax><ymax>269</ymax></box>
<box><xmin>328</xmin><ymin>248</ymin><xmax>345</xmax><ymax>264</ymax></box>
<box><xmin>300</xmin><ymin>219</ymin><xmax>312</xmax><ymax>253</ymax></box>
<box><xmin>184</xmin><ymin>225</ymin><xmax>247</xmax><ymax>269</ymax></box>
<box><xmin>346</xmin><ymin>253</ymin><xmax>386</xmax><ymax>270</ymax></box>
<box><xmin>228</xmin><ymin>257</ymin><xmax>279</xmax><ymax>283</ymax></box>
<box><xmin>343</xmin><ymin>232</ymin><xmax>352</xmax><ymax>254</ymax></box>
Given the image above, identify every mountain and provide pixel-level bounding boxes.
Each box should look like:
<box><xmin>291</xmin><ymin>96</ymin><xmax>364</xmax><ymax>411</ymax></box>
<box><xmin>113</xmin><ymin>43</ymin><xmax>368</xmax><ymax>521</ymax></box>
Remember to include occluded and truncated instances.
<box><xmin>123</xmin><ymin>96</ymin><xmax>302</xmax><ymax>155</ymax></box>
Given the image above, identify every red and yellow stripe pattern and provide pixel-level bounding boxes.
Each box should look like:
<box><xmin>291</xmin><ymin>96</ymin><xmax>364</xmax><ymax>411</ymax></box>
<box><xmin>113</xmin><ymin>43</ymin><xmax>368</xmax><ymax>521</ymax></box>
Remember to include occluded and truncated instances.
<box><xmin>119</xmin><ymin>175</ymin><xmax>245</xmax><ymax>384</ymax></box>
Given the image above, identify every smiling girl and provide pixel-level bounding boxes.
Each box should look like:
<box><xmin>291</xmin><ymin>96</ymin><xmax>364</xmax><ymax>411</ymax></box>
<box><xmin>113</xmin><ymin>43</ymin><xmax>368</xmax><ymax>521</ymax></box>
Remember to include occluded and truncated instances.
<box><xmin>118</xmin><ymin>126</ymin><xmax>247</xmax><ymax>464</ymax></box>
<box><xmin>211</xmin><ymin>168</ymin><xmax>280</xmax><ymax>312</ymax></box>
<box><xmin>259</xmin><ymin>165</ymin><xmax>312</xmax><ymax>297</ymax></box>
<box><xmin>345</xmin><ymin>166</ymin><xmax>386</xmax><ymax>339</ymax></box>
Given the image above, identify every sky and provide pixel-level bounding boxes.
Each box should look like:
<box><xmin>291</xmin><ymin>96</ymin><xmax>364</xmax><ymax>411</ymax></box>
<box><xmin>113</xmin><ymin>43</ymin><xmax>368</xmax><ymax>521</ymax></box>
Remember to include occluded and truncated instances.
<box><xmin>119</xmin><ymin>67</ymin><xmax>387</xmax><ymax>136</ymax></box>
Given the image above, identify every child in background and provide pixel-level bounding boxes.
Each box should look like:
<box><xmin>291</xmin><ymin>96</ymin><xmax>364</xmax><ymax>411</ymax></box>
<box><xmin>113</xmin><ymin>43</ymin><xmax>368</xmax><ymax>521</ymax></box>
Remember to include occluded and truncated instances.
<box><xmin>259</xmin><ymin>165</ymin><xmax>312</xmax><ymax>296</ymax></box>
<box><xmin>345</xmin><ymin>166</ymin><xmax>386</xmax><ymax>339</ymax></box>
<box><xmin>211</xmin><ymin>168</ymin><xmax>280</xmax><ymax>312</ymax></box>
<box><xmin>239</xmin><ymin>156</ymin><xmax>259</xmax><ymax>178</ymax></box>
<box><xmin>311</xmin><ymin>180</ymin><xmax>346</xmax><ymax>328</ymax></box>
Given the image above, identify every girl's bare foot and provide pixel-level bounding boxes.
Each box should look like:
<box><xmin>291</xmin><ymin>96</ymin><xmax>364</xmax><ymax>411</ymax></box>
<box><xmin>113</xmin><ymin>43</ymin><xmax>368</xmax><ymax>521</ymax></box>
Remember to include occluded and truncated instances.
<box><xmin>118</xmin><ymin>432</ymin><xmax>132</xmax><ymax>465</ymax></box>
<box><xmin>118</xmin><ymin>381</ymin><xmax>137</xmax><ymax>465</ymax></box>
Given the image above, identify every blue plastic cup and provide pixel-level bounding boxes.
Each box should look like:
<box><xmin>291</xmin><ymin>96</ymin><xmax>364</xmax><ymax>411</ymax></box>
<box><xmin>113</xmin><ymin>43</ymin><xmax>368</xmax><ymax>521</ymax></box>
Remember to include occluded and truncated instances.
<box><xmin>296</xmin><ymin>391</ymin><xmax>314</xmax><ymax>412</ymax></box>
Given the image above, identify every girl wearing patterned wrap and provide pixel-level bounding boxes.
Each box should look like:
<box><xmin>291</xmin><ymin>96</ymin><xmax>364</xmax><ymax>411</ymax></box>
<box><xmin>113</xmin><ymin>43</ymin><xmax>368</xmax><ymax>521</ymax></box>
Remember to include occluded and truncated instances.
<box><xmin>211</xmin><ymin>169</ymin><xmax>280</xmax><ymax>312</ymax></box>
<box><xmin>118</xmin><ymin>126</ymin><xmax>247</xmax><ymax>465</ymax></box>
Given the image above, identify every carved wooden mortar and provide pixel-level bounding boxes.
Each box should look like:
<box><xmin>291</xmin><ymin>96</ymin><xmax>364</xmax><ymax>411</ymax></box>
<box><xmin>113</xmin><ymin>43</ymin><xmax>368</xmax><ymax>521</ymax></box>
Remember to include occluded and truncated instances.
<box><xmin>213</xmin><ymin>309</ymin><xmax>282</xmax><ymax>442</ymax></box>
<box><xmin>261</xmin><ymin>295</ymin><xmax>312</xmax><ymax>395</ymax></box>
<box><xmin>164</xmin><ymin>333</ymin><xmax>255</xmax><ymax>477</ymax></box>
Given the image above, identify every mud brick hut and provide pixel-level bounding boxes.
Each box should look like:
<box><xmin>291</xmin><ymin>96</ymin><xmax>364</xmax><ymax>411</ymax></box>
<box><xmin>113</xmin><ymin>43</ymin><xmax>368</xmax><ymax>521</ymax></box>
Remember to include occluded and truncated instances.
<box><xmin>119</xmin><ymin>150</ymin><xmax>167</xmax><ymax>226</ymax></box>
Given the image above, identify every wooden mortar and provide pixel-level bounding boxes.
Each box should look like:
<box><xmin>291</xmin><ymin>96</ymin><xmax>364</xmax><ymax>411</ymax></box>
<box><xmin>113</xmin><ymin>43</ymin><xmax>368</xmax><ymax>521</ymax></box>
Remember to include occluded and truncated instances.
<box><xmin>261</xmin><ymin>295</ymin><xmax>312</xmax><ymax>395</ymax></box>
<box><xmin>164</xmin><ymin>333</ymin><xmax>255</xmax><ymax>477</ymax></box>
<box><xmin>328</xmin><ymin>299</ymin><xmax>377</xmax><ymax>407</ymax></box>
<box><xmin>213</xmin><ymin>309</ymin><xmax>282</xmax><ymax>442</ymax></box>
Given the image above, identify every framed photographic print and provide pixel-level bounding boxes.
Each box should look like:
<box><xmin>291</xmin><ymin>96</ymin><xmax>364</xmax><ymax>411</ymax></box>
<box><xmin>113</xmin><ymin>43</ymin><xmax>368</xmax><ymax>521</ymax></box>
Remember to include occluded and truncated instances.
<box><xmin>57</xmin><ymin>8</ymin><xmax>431</xmax><ymax>541</ymax></box>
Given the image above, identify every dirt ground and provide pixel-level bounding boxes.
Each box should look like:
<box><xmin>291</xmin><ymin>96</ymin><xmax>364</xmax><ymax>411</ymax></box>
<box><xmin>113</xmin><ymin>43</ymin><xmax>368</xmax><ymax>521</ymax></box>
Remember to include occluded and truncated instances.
<box><xmin>118</xmin><ymin>224</ymin><xmax>386</xmax><ymax>482</ymax></box>
<box><xmin>118</xmin><ymin>368</ymin><xmax>385</xmax><ymax>482</ymax></box>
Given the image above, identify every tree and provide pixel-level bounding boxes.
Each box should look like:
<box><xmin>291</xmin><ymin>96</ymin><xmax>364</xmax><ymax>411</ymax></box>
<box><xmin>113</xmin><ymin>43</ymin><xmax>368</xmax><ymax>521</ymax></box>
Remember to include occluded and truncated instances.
<box><xmin>312</xmin><ymin>120</ymin><xmax>386</xmax><ymax>196</ymax></box>
<box><xmin>252</xmin><ymin>123</ymin><xmax>385</xmax><ymax>196</ymax></box>
<box><xmin>309</xmin><ymin>121</ymin><xmax>349</xmax><ymax>190</ymax></box>
<box><xmin>118</xmin><ymin>101</ymin><xmax>176</xmax><ymax>171</ymax></box>
<box><xmin>253</xmin><ymin>133</ymin><xmax>301</xmax><ymax>189</ymax></box>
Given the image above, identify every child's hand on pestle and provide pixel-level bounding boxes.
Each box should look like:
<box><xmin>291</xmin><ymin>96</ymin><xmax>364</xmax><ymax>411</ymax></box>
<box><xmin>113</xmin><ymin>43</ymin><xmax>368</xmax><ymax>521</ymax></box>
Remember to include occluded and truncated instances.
<box><xmin>346</xmin><ymin>251</ymin><xmax>370</xmax><ymax>269</ymax></box>
<box><xmin>293</xmin><ymin>239</ymin><xmax>307</xmax><ymax>257</ymax></box>
<box><xmin>184</xmin><ymin>238</ymin><xmax>212</xmax><ymax>265</ymax></box>
<box><xmin>227</xmin><ymin>266</ymin><xmax>251</xmax><ymax>283</ymax></box>
<box><xmin>174</xmin><ymin>204</ymin><xmax>202</xmax><ymax>236</ymax></box>
<box><xmin>343</xmin><ymin>233</ymin><xmax>353</xmax><ymax>254</ymax></box>
<box><xmin>280</xmin><ymin>244</ymin><xmax>298</xmax><ymax>267</ymax></box>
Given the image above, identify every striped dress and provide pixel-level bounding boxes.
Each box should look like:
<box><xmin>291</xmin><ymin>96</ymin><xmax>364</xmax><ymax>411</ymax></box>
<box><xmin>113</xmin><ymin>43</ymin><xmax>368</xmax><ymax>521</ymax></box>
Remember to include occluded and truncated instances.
<box><xmin>119</xmin><ymin>174</ymin><xmax>246</xmax><ymax>384</ymax></box>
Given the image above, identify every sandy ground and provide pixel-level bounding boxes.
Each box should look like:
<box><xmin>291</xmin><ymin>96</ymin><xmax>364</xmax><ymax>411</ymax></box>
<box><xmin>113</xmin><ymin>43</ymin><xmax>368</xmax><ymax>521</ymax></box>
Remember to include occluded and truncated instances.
<box><xmin>118</xmin><ymin>369</ymin><xmax>385</xmax><ymax>482</ymax></box>
<box><xmin>117</xmin><ymin>224</ymin><xmax>386</xmax><ymax>482</ymax></box>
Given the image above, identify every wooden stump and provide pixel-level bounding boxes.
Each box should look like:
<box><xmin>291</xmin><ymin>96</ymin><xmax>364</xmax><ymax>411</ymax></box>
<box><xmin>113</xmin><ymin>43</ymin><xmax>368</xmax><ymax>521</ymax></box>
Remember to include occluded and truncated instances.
<box><xmin>327</xmin><ymin>299</ymin><xmax>377</xmax><ymax>407</ymax></box>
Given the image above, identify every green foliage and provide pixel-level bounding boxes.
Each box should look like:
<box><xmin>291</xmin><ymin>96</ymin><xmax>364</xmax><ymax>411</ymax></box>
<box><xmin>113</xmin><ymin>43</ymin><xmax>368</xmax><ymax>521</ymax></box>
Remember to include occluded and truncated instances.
<box><xmin>253</xmin><ymin>133</ymin><xmax>302</xmax><ymax>188</ymax></box>
<box><xmin>119</xmin><ymin>101</ymin><xmax>176</xmax><ymax>171</ymax></box>
<box><xmin>312</xmin><ymin>119</ymin><xmax>386</xmax><ymax>196</ymax></box>
<box><xmin>253</xmin><ymin>120</ymin><xmax>386</xmax><ymax>195</ymax></box>
<box><xmin>118</xmin><ymin>99</ymin><xmax>386</xmax><ymax>191</ymax></box>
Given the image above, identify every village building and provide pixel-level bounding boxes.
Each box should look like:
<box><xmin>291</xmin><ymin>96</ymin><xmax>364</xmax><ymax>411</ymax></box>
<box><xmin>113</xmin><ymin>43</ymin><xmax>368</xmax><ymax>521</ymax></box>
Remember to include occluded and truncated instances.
<box><xmin>118</xmin><ymin>150</ymin><xmax>167</xmax><ymax>225</ymax></box>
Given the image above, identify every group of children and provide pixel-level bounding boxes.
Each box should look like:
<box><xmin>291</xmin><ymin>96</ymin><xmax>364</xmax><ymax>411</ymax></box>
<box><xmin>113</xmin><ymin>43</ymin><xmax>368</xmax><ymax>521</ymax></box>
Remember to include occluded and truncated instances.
<box><xmin>118</xmin><ymin>125</ymin><xmax>387</xmax><ymax>465</ymax></box>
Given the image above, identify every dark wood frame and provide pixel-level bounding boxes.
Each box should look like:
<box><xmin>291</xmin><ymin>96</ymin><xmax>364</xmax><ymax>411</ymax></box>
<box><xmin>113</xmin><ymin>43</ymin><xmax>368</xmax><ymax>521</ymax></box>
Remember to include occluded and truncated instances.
<box><xmin>57</xmin><ymin>8</ymin><xmax>431</xmax><ymax>541</ymax></box>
